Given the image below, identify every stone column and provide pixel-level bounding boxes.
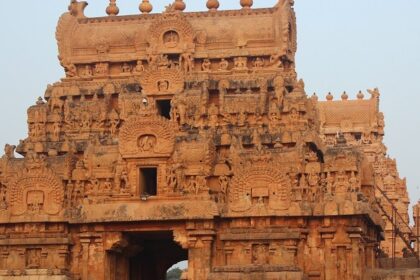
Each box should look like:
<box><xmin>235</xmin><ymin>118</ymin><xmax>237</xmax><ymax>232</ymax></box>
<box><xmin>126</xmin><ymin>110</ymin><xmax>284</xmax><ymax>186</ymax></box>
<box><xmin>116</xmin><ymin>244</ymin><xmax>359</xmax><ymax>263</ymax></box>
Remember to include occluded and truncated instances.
<box><xmin>348</xmin><ymin>227</ymin><xmax>363</xmax><ymax>280</ymax></box>
<box><xmin>174</xmin><ymin>227</ymin><xmax>215</xmax><ymax>280</ymax></box>
<box><xmin>188</xmin><ymin>234</ymin><xmax>214</xmax><ymax>280</ymax></box>
<box><xmin>79</xmin><ymin>235</ymin><xmax>91</xmax><ymax>280</ymax></box>
<box><xmin>320</xmin><ymin>228</ymin><xmax>336</xmax><ymax>280</ymax></box>
<box><xmin>79</xmin><ymin>233</ymin><xmax>106</xmax><ymax>280</ymax></box>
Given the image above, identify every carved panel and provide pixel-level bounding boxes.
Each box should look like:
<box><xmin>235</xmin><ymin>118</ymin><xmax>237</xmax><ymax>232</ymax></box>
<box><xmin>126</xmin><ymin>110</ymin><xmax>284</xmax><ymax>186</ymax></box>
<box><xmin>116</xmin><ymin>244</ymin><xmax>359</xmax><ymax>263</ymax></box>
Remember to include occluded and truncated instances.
<box><xmin>140</xmin><ymin>68</ymin><xmax>184</xmax><ymax>95</ymax></box>
<box><xmin>145</xmin><ymin>13</ymin><xmax>195</xmax><ymax>53</ymax></box>
<box><xmin>8</xmin><ymin>165</ymin><xmax>64</xmax><ymax>216</ymax></box>
<box><xmin>229</xmin><ymin>163</ymin><xmax>290</xmax><ymax>213</ymax></box>
<box><xmin>119</xmin><ymin>115</ymin><xmax>176</xmax><ymax>158</ymax></box>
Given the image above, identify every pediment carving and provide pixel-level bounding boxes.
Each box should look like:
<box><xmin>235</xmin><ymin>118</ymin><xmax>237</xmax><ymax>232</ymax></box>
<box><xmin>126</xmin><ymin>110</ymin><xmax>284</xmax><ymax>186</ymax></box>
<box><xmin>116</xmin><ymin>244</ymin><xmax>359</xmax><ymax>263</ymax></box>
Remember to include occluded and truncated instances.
<box><xmin>140</xmin><ymin>68</ymin><xmax>184</xmax><ymax>95</ymax></box>
<box><xmin>119</xmin><ymin>115</ymin><xmax>176</xmax><ymax>158</ymax></box>
<box><xmin>145</xmin><ymin>13</ymin><xmax>195</xmax><ymax>53</ymax></box>
<box><xmin>8</xmin><ymin>154</ymin><xmax>64</xmax><ymax>216</ymax></box>
<box><xmin>229</xmin><ymin>163</ymin><xmax>291</xmax><ymax>214</ymax></box>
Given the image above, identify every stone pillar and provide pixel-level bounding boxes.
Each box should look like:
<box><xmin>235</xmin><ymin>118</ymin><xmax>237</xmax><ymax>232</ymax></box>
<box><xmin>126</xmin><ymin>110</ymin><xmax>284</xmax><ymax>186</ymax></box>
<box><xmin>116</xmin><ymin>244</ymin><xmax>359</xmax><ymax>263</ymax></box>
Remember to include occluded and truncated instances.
<box><xmin>348</xmin><ymin>227</ymin><xmax>363</xmax><ymax>280</ymax></box>
<box><xmin>79</xmin><ymin>233</ymin><xmax>106</xmax><ymax>280</ymax></box>
<box><xmin>188</xmin><ymin>234</ymin><xmax>214</xmax><ymax>280</ymax></box>
<box><xmin>364</xmin><ymin>243</ymin><xmax>377</xmax><ymax>269</ymax></box>
<box><xmin>79</xmin><ymin>235</ymin><xmax>90</xmax><ymax>280</ymax></box>
<box><xmin>320</xmin><ymin>227</ymin><xmax>336</xmax><ymax>280</ymax></box>
<box><xmin>174</xmin><ymin>226</ymin><xmax>215</xmax><ymax>280</ymax></box>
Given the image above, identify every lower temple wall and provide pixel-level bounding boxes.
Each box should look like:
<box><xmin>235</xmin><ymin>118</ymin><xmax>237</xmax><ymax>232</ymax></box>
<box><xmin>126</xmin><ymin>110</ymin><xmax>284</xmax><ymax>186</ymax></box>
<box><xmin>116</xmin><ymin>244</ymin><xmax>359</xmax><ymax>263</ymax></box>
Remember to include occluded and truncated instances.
<box><xmin>0</xmin><ymin>269</ymin><xmax>70</xmax><ymax>280</ymax></box>
<box><xmin>364</xmin><ymin>269</ymin><xmax>420</xmax><ymax>280</ymax></box>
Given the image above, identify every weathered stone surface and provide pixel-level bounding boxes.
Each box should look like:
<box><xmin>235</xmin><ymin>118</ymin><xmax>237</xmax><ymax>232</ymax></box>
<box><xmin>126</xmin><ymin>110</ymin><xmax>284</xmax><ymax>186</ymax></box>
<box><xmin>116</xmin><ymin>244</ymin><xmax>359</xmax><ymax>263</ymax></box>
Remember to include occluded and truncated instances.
<box><xmin>0</xmin><ymin>1</ymin><xmax>416</xmax><ymax>279</ymax></box>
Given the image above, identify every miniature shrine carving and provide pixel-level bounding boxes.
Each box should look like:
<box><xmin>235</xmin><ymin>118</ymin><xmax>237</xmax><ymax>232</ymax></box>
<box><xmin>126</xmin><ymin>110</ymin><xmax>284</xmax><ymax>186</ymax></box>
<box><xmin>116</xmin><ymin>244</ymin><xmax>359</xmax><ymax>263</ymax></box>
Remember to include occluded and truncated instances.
<box><xmin>0</xmin><ymin>1</ymin><xmax>416</xmax><ymax>279</ymax></box>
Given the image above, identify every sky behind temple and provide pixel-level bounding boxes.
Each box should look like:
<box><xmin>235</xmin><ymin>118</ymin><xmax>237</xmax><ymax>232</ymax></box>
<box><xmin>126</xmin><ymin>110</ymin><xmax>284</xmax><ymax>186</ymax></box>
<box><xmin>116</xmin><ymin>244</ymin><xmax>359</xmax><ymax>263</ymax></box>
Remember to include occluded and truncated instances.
<box><xmin>0</xmin><ymin>0</ymin><xmax>419</xmax><ymax>214</ymax></box>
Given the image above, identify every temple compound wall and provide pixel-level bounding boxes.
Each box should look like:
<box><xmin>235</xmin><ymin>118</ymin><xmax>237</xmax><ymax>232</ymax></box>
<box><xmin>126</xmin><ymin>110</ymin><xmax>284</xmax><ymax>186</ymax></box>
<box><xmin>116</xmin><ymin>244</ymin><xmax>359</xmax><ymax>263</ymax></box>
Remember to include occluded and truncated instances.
<box><xmin>0</xmin><ymin>0</ymin><xmax>415</xmax><ymax>279</ymax></box>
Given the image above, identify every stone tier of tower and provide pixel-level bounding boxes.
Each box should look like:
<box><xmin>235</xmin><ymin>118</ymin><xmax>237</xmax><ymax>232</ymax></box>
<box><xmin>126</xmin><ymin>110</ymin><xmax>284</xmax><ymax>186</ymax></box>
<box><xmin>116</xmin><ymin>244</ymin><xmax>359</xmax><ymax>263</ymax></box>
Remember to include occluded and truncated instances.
<box><xmin>0</xmin><ymin>1</ymin><xmax>402</xmax><ymax>279</ymax></box>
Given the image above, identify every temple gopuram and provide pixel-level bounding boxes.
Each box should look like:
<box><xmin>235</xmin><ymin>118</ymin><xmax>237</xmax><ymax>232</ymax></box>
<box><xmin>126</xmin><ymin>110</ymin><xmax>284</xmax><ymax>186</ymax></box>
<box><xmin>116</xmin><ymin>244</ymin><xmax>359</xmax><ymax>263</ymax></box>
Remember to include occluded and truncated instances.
<box><xmin>0</xmin><ymin>0</ymin><xmax>419</xmax><ymax>279</ymax></box>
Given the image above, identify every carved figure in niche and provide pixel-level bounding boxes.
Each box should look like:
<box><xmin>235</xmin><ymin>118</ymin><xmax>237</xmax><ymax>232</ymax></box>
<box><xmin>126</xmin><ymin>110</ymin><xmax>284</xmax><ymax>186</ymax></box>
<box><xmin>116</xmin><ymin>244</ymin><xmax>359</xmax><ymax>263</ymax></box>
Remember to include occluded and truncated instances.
<box><xmin>158</xmin><ymin>80</ymin><xmax>170</xmax><ymax>92</ymax></box>
<box><xmin>119</xmin><ymin>170</ymin><xmax>129</xmax><ymax>194</ymax></box>
<box><xmin>171</xmin><ymin>94</ymin><xmax>187</xmax><ymax>125</ymax></box>
<box><xmin>237</xmin><ymin>109</ymin><xmax>247</xmax><ymax>127</ymax></box>
<box><xmin>305</xmin><ymin>151</ymin><xmax>318</xmax><ymax>163</ymax></box>
<box><xmin>134</xmin><ymin>60</ymin><xmax>145</xmax><ymax>73</ymax></box>
<box><xmin>218</xmin><ymin>58</ymin><xmax>229</xmax><ymax>71</ymax></box>
<box><xmin>0</xmin><ymin>183</ymin><xmax>7</xmax><ymax>210</ymax></box>
<box><xmin>52</xmin><ymin>121</ymin><xmax>61</xmax><ymax>141</ymax></box>
<box><xmin>334</xmin><ymin>171</ymin><xmax>350</xmax><ymax>196</ymax></box>
<box><xmin>59</xmin><ymin>57</ymin><xmax>77</xmax><ymax>77</ymax></box>
<box><xmin>252</xmin><ymin>244</ymin><xmax>269</xmax><ymax>265</ymax></box>
<box><xmin>298</xmin><ymin>174</ymin><xmax>309</xmax><ymax>199</ymax></box>
<box><xmin>233</xmin><ymin>57</ymin><xmax>248</xmax><ymax>71</ymax></box>
<box><xmin>269</xmin><ymin>101</ymin><xmax>281</xmax><ymax>123</ymax></box>
<box><xmin>252</xmin><ymin>128</ymin><xmax>263</xmax><ymax>152</ymax></box>
<box><xmin>166</xmin><ymin>166</ymin><xmax>178</xmax><ymax>192</ymax></box>
<box><xmin>158</xmin><ymin>55</ymin><xmax>170</xmax><ymax>70</ymax></box>
<box><xmin>114</xmin><ymin>161</ymin><xmax>126</xmax><ymax>191</ymax></box>
<box><xmin>121</xmin><ymin>63</ymin><xmax>132</xmax><ymax>73</ymax></box>
<box><xmin>27</xmin><ymin>189</ymin><xmax>45</xmax><ymax>213</ymax></box>
<box><xmin>307</xmin><ymin>170</ymin><xmax>320</xmax><ymax>201</ymax></box>
<box><xmin>273</xmin><ymin>76</ymin><xmax>286</xmax><ymax>106</ymax></box>
<box><xmin>179</xmin><ymin>53</ymin><xmax>194</xmax><ymax>73</ymax></box>
<box><xmin>3</xmin><ymin>144</ymin><xmax>16</xmax><ymax>159</ymax></box>
<box><xmin>361</xmin><ymin>132</ymin><xmax>372</xmax><ymax>144</ymax></box>
<box><xmin>253</xmin><ymin>57</ymin><xmax>265</xmax><ymax>69</ymax></box>
<box><xmin>137</xmin><ymin>134</ymin><xmax>157</xmax><ymax>152</ymax></box>
<box><xmin>326</xmin><ymin>172</ymin><xmax>335</xmax><ymax>195</ymax></box>
<box><xmin>187</xmin><ymin>176</ymin><xmax>207</xmax><ymax>195</ymax></box>
<box><xmin>73</xmin><ymin>181</ymin><xmax>84</xmax><ymax>204</ymax></box>
<box><xmin>163</xmin><ymin>30</ymin><xmax>180</xmax><ymax>48</ymax></box>
<box><xmin>208</xmin><ymin>103</ymin><xmax>219</xmax><ymax>127</ymax></box>
<box><xmin>202</xmin><ymin>59</ymin><xmax>212</xmax><ymax>72</ymax></box>
<box><xmin>349</xmin><ymin>171</ymin><xmax>359</xmax><ymax>192</ymax></box>
<box><xmin>288</xmin><ymin>107</ymin><xmax>300</xmax><ymax>126</ymax></box>
<box><xmin>166</xmin><ymin>163</ymin><xmax>185</xmax><ymax>193</ymax></box>
<box><xmin>108</xmin><ymin>109</ymin><xmax>120</xmax><ymax>136</ymax></box>
<box><xmin>269</xmin><ymin>53</ymin><xmax>283</xmax><ymax>69</ymax></box>
<box><xmin>26</xmin><ymin>249</ymin><xmax>41</xmax><ymax>269</ymax></box>
<box><xmin>95</xmin><ymin>63</ymin><xmax>109</xmax><ymax>76</ymax></box>
<box><xmin>218</xmin><ymin>176</ymin><xmax>229</xmax><ymax>203</ymax></box>
<box><xmin>82</xmin><ymin>65</ymin><xmax>93</xmax><ymax>77</ymax></box>
<box><xmin>103</xmin><ymin>179</ymin><xmax>112</xmax><ymax>192</ymax></box>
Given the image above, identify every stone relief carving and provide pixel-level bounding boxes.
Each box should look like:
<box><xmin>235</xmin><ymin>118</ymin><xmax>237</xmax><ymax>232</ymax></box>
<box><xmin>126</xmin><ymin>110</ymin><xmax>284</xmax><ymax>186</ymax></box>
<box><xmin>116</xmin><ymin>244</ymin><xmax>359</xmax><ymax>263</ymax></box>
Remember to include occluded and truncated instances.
<box><xmin>119</xmin><ymin>115</ymin><xmax>176</xmax><ymax>158</ymax></box>
<box><xmin>8</xmin><ymin>152</ymin><xmax>64</xmax><ymax>216</ymax></box>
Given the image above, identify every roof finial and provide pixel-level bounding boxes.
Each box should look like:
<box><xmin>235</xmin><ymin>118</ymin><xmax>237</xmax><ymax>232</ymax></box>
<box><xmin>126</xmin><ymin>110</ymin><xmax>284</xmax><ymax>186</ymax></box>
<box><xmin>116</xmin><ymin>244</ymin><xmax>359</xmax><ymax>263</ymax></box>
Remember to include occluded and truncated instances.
<box><xmin>341</xmin><ymin>91</ymin><xmax>348</xmax><ymax>100</ymax></box>
<box><xmin>240</xmin><ymin>0</ymin><xmax>253</xmax><ymax>9</ymax></box>
<box><xmin>357</xmin><ymin>90</ymin><xmax>365</xmax><ymax>100</ymax></box>
<box><xmin>207</xmin><ymin>0</ymin><xmax>220</xmax><ymax>11</ymax></box>
<box><xmin>139</xmin><ymin>0</ymin><xmax>153</xmax><ymax>14</ymax></box>
<box><xmin>173</xmin><ymin>0</ymin><xmax>186</xmax><ymax>11</ymax></box>
<box><xmin>326</xmin><ymin>92</ymin><xmax>333</xmax><ymax>101</ymax></box>
<box><xmin>106</xmin><ymin>0</ymin><xmax>119</xmax><ymax>16</ymax></box>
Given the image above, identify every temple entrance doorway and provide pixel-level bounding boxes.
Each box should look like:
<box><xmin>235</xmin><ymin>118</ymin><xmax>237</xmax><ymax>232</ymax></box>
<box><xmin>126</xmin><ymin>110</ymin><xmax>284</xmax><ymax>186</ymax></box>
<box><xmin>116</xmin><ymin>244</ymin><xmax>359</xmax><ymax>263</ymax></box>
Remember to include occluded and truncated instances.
<box><xmin>117</xmin><ymin>231</ymin><xmax>187</xmax><ymax>280</ymax></box>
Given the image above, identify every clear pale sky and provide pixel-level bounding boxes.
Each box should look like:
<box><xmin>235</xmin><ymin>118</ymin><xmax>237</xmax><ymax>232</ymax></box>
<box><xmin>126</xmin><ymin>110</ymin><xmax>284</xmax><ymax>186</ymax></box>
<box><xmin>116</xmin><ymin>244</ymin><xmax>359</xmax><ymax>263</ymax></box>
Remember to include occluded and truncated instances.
<box><xmin>0</xmin><ymin>1</ymin><xmax>419</xmax><ymax>213</ymax></box>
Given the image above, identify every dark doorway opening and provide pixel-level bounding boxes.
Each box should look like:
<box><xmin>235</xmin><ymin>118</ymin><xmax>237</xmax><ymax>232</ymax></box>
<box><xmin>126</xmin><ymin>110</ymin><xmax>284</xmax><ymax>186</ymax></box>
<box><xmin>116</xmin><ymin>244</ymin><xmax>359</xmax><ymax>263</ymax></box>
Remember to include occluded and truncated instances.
<box><xmin>107</xmin><ymin>231</ymin><xmax>188</xmax><ymax>280</ymax></box>
<box><xmin>139</xmin><ymin>168</ymin><xmax>157</xmax><ymax>196</ymax></box>
<box><xmin>129</xmin><ymin>231</ymin><xmax>188</xmax><ymax>280</ymax></box>
<box><xmin>156</xmin><ymin>99</ymin><xmax>172</xmax><ymax>119</ymax></box>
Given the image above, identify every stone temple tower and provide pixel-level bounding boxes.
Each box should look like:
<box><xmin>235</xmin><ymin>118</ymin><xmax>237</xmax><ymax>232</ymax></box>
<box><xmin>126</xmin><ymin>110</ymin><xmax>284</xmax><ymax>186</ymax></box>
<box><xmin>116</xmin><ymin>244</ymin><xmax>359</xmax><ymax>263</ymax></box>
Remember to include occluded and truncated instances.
<box><xmin>2</xmin><ymin>0</ymin><xmax>413</xmax><ymax>279</ymax></box>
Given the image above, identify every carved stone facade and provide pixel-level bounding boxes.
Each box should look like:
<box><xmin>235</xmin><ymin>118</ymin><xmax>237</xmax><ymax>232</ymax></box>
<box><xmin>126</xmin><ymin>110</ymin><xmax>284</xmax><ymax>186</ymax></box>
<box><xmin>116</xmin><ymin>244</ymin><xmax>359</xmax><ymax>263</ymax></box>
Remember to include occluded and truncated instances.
<box><xmin>0</xmin><ymin>1</ymin><xmax>415</xmax><ymax>279</ymax></box>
